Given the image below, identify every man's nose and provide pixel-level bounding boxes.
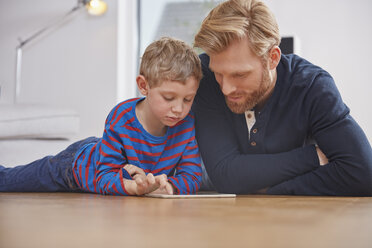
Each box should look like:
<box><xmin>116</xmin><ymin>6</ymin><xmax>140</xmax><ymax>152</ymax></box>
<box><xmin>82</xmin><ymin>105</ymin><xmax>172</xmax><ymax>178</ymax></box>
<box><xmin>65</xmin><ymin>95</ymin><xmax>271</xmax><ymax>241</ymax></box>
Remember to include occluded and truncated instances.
<box><xmin>220</xmin><ymin>79</ymin><xmax>237</xmax><ymax>96</ymax></box>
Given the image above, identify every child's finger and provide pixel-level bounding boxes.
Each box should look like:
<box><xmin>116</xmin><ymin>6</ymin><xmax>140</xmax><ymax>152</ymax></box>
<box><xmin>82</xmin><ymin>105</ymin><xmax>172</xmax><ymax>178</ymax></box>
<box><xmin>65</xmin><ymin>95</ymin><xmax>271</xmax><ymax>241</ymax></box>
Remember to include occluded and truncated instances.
<box><xmin>123</xmin><ymin>164</ymin><xmax>135</xmax><ymax>175</ymax></box>
<box><xmin>134</xmin><ymin>174</ymin><xmax>147</xmax><ymax>186</ymax></box>
<box><xmin>146</xmin><ymin>173</ymin><xmax>156</xmax><ymax>185</ymax></box>
<box><xmin>124</xmin><ymin>164</ymin><xmax>146</xmax><ymax>177</ymax></box>
<box><xmin>155</xmin><ymin>174</ymin><xmax>167</xmax><ymax>189</ymax></box>
<box><xmin>134</xmin><ymin>174</ymin><xmax>151</xmax><ymax>195</ymax></box>
<box><xmin>165</xmin><ymin>183</ymin><xmax>174</xmax><ymax>195</ymax></box>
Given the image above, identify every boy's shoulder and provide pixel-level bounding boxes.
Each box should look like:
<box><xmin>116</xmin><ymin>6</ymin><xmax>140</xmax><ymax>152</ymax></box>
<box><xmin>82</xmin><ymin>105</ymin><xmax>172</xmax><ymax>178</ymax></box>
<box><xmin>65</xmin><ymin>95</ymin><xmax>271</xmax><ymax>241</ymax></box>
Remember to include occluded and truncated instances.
<box><xmin>166</xmin><ymin>111</ymin><xmax>196</xmax><ymax>139</ymax></box>
<box><xmin>106</xmin><ymin>98</ymin><xmax>142</xmax><ymax>125</ymax></box>
<box><xmin>110</xmin><ymin>97</ymin><xmax>142</xmax><ymax>116</ymax></box>
<box><xmin>185</xmin><ymin>111</ymin><xmax>195</xmax><ymax>121</ymax></box>
<box><xmin>115</xmin><ymin>97</ymin><xmax>142</xmax><ymax>111</ymax></box>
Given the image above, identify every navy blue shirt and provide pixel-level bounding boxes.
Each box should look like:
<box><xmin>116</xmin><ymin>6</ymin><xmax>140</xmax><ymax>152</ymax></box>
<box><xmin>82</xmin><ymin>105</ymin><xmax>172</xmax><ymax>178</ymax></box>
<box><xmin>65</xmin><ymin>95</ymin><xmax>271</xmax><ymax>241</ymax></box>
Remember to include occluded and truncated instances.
<box><xmin>193</xmin><ymin>53</ymin><xmax>372</xmax><ymax>196</ymax></box>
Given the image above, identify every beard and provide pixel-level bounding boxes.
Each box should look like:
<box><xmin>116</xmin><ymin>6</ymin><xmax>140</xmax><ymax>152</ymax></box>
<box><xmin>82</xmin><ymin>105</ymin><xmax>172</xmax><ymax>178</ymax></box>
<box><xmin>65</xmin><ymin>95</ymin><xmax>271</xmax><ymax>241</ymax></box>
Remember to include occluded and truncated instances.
<box><xmin>225</xmin><ymin>66</ymin><xmax>271</xmax><ymax>114</ymax></box>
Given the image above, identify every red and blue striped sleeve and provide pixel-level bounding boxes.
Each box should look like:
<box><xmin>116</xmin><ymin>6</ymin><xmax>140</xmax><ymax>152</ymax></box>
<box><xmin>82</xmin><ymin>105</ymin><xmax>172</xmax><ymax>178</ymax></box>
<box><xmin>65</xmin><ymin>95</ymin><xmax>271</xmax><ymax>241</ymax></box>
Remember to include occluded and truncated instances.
<box><xmin>94</xmin><ymin>103</ymin><xmax>134</xmax><ymax>195</ymax></box>
<box><xmin>168</xmin><ymin>130</ymin><xmax>202</xmax><ymax>194</ymax></box>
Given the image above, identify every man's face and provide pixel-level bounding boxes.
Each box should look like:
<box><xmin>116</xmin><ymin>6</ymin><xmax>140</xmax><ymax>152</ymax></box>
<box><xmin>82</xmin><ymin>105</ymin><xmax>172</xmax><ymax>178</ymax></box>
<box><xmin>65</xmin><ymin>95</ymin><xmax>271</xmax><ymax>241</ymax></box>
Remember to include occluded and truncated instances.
<box><xmin>209</xmin><ymin>37</ymin><xmax>273</xmax><ymax>114</ymax></box>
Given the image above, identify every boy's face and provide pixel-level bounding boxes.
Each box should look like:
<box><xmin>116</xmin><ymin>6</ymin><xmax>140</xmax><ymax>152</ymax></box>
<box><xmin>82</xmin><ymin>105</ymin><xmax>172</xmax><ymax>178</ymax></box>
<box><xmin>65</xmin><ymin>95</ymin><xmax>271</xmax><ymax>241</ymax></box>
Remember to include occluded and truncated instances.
<box><xmin>142</xmin><ymin>76</ymin><xmax>199</xmax><ymax>127</ymax></box>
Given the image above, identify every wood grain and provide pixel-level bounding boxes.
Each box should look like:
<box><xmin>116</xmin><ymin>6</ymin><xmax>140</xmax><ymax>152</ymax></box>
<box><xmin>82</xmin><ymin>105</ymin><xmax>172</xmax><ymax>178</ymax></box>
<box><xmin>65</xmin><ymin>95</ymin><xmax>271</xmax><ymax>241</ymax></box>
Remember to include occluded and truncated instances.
<box><xmin>0</xmin><ymin>193</ymin><xmax>371</xmax><ymax>248</ymax></box>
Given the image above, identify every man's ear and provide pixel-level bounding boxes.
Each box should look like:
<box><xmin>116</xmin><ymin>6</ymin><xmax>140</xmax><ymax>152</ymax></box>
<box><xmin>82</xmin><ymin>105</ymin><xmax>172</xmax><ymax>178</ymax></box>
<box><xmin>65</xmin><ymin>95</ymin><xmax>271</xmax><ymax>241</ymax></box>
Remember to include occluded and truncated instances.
<box><xmin>136</xmin><ymin>75</ymin><xmax>149</xmax><ymax>96</ymax></box>
<box><xmin>268</xmin><ymin>46</ymin><xmax>281</xmax><ymax>70</ymax></box>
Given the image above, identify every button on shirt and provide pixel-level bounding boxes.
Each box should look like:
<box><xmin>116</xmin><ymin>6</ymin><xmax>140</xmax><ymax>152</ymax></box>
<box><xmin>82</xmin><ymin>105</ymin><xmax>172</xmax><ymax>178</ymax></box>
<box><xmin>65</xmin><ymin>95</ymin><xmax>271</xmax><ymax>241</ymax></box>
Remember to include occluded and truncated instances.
<box><xmin>245</xmin><ymin>110</ymin><xmax>256</xmax><ymax>140</ymax></box>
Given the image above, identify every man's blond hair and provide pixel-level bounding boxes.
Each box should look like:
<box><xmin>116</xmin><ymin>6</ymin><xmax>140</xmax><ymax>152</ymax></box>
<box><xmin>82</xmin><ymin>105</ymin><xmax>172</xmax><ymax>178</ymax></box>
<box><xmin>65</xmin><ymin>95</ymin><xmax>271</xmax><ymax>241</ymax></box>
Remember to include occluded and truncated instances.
<box><xmin>140</xmin><ymin>37</ymin><xmax>202</xmax><ymax>88</ymax></box>
<box><xmin>194</xmin><ymin>0</ymin><xmax>280</xmax><ymax>59</ymax></box>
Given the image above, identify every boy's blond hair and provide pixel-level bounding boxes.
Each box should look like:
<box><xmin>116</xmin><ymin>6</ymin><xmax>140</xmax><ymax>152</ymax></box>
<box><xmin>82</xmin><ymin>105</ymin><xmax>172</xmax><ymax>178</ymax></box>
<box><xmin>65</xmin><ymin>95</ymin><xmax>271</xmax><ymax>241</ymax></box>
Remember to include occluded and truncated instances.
<box><xmin>194</xmin><ymin>0</ymin><xmax>280</xmax><ymax>59</ymax></box>
<box><xmin>140</xmin><ymin>37</ymin><xmax>202</xmax><ymax>88</ymax></box>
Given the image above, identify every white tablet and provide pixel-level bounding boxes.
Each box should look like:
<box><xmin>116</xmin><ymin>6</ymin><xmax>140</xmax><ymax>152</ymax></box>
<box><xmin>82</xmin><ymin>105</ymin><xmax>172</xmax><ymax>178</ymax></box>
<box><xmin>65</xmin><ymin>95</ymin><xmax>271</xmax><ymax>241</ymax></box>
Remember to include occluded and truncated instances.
<box><xmin>145</xmin><ymin>192</ymin><xmax>236</xmax><ymax>199</ymax></box>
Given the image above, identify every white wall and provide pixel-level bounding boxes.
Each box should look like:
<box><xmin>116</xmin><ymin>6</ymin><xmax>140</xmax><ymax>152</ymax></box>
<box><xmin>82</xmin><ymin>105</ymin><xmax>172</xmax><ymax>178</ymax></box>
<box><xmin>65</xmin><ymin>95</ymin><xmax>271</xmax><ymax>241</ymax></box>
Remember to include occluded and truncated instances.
<box><xmin>0</xmin><ymin>0</ymin><xmax>121</xmax><ymax>139</ymax></box>
<box><xmin>1</xmin><ymin>0</ymin><xmax>371</xmax><ymax>143</ymax></box>
<box><xmin>139</xmin><ymin>0</ymin><xmax>372</xmax><ymax>142</ymax></box>
<box><xmin>117</xmin><ymin>0</ymin><xmax>138</xmax><ymax>102</ymax></box>
<box><xmin>264</xmin><ymin>0</ymin><xmax>372</xmax><ymax>142</ymax></box>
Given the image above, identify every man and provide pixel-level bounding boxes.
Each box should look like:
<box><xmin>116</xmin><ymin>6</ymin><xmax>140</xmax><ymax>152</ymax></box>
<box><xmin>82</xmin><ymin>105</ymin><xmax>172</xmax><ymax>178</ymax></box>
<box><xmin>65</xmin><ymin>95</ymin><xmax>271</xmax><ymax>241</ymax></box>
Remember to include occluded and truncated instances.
<box><xmin>193</xmin><ymin>0</ymin><xmax>372</xmax><ymax>195</ymax></box>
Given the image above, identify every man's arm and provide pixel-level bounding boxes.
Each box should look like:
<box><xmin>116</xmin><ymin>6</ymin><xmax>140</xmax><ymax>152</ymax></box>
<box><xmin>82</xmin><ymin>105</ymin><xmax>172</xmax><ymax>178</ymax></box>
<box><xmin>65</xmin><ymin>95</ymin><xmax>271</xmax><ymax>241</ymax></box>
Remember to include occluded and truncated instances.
<box><xmin>192</xmin><ymin>54</ymin><xmax>320</xmax><ymax>194</ymax></box>
<box><xmin>268</xmin><ymin>75</ymin><xmax>372</xmax><ymax>196</ymax></box>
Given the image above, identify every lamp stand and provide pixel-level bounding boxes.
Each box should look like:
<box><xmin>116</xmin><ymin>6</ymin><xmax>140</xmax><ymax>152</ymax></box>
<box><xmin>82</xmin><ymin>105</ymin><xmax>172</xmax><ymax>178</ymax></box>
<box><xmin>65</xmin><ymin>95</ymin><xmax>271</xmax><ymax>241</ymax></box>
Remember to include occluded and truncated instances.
<box><xmin>14</xmin><ymin>3</ymin><xmax>84</xmax><ymax>103</ymax></box>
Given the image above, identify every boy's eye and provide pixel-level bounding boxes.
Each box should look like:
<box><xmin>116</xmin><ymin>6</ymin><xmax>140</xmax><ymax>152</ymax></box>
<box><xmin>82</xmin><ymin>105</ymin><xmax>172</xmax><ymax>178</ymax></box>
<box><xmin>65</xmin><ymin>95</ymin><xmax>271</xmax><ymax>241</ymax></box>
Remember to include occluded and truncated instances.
<box><xmin>163</xmin><ymin>96</ymin><xmax>174</xmax><ymax>101</ymax></box>
<box><xmin>184</xmin><ymin>98</ymin><xmax>192</xmax><ymax>103</ymax></box>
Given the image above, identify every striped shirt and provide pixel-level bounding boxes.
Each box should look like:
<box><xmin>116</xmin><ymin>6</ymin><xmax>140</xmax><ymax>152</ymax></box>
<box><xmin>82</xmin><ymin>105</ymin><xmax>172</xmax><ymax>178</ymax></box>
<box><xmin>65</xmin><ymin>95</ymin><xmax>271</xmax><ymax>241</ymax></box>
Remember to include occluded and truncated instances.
<box><xmin>72</xmin><ymin>98</ymin><xmax>202</xmax><ymax>195</ymax></box>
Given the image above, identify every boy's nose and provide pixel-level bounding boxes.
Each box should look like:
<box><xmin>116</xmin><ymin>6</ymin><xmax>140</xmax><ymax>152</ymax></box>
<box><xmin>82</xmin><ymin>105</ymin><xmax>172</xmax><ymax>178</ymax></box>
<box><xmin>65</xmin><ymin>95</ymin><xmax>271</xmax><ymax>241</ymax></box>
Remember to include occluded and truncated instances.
<box><xmin>171</xmin><ymin>102</ymin><xmax>183</xmax><ymax>114</ymax></box>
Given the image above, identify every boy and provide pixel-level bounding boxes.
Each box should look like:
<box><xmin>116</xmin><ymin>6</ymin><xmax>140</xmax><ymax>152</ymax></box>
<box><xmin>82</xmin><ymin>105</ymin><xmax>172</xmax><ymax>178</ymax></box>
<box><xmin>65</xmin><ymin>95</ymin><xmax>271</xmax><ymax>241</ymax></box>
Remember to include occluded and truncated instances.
<box><xmin>0</xmin><ymin>37</ymin><xmax>203</xmax><ymax>196</ymax></box>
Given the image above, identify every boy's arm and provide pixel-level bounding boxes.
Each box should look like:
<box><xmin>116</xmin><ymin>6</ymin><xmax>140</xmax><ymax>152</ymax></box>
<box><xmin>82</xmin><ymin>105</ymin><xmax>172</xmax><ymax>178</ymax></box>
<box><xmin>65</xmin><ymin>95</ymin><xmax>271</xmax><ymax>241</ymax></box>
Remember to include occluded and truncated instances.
<box><xmin>93</xmin><ymin>105</ymin><xmax>137</xmax><ymax>195</ymax></box>
<box><xmin>95</xmin><ymin>105</ymin><xmax>174</xmax><ymax>196</ymax></box>
<box><xmin>168</xmin><ymin>136</ymin><xmax>202</xmax><ymax>194</ymax></box>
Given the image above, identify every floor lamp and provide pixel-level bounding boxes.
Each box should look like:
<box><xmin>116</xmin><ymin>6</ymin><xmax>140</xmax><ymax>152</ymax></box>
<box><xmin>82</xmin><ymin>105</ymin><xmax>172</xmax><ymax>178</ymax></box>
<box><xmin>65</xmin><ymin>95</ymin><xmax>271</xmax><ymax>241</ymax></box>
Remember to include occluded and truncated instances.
<box><xmin>14</xmin><ymin>0</ymin><xmax>107</xmax><ymax>103</ymax></box>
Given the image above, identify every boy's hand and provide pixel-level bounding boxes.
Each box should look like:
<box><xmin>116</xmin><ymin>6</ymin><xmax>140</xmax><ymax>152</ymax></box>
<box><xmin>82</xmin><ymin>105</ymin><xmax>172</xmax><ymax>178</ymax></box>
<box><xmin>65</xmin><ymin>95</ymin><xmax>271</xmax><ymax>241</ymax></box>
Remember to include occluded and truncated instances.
<box><xmin>134</xmin><ymin>173</ymin><xmax>157</xmax><ymax>195</ymax></box>
<box><xmin>151</xmin><ymin>174</ymin><xmax>174</xmax><ymax>195</ymax></box>
<box><xmin>135</xmin><ymin>173</ymin><xmax>174</xmax><ymax>195</ymax></box>
<box><xmin>123</xmin><ymin>164</ymin><xmax>147</xmax><ymax>195</ymax></box>
<box><xmin>123</xmin><ymin>173</ymin><xmax>173</xmax><ymax>195</ymax></box>
<box><xmin>123</xmin><ymin>164</ymin><xmax>146</xmax><ymax>178</ymax></box>
<box><xmin>123</xmin><ymin>174</ymin><xmax>152</xmax><ymax>195</ymax></box>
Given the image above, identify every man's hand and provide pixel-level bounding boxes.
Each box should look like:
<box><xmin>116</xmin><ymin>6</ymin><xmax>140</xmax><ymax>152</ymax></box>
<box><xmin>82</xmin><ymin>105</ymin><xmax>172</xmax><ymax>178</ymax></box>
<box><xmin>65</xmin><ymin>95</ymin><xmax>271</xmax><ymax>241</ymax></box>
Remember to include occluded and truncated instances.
<box><xmin>316</xmin><ymin>146</ymin><xmax>329</xmax><ymax>166</ymax></box>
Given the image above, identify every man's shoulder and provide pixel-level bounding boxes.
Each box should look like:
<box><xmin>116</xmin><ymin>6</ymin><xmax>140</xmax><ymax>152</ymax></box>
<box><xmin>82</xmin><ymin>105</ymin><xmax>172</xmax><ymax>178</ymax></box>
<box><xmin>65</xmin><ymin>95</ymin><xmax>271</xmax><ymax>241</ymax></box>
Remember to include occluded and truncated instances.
<box><xmin>280</xmin><ymin>54</ymin><xmax>329</xmax><ymax>77</ymax></box>
<box><xmin>277</xmin><ymin>55</ymin><xmax>344</xmax><ymax>113</ymax></box>
<box><xmin>199</xmin><ymin>53</ymin><xmax>210</xmax><ymax>64</ymax></box>
<box><xmin>199</xmin><ymin>53</ymin><xmax>214</xmax><ymax>76</ymax></box>
<box><xmin>279</xmin><ymin>54</ymin><xmax>332</xmax><ymax>89</ymax></box>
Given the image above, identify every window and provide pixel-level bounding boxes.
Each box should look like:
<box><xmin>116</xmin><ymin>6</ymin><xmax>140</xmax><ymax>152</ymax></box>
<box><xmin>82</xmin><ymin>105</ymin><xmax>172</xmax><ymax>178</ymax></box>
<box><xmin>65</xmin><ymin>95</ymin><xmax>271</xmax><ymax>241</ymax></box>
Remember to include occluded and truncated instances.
<box><xmin>139</xmin><ymin>0</ymin><xmax>220</xmax><ymax>55</ymax></box>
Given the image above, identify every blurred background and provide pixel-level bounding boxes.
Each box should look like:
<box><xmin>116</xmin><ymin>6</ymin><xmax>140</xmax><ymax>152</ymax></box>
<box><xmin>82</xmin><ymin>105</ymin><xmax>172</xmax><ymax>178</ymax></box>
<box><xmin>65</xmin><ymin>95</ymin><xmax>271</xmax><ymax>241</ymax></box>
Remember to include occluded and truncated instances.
<box><xmin>0</xmin><ymin>0</ymin><xmax>371</xmax><ymax>143</ymax></box>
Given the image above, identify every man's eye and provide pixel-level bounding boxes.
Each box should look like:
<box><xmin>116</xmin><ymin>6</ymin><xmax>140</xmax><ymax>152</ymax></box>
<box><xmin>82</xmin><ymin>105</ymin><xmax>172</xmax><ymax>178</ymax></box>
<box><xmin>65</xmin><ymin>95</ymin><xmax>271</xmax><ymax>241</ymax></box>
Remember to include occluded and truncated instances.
<box><xmin>214</xmin><ymin>73</ymin><xmax>222</xmax><ymax>78</ymax></box>
<box><xmin>234</xmin><ymin>74</ymin><xmax>246</xmax><ymax>78</ymax></box>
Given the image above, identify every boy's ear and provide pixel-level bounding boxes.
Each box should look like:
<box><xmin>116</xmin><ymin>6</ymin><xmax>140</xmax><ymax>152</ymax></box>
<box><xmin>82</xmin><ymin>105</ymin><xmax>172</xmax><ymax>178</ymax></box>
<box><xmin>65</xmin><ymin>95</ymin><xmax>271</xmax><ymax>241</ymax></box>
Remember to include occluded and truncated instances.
<box><xmin>136</xmin><ymin>75</ymin><xmax>149</xmax><ymax>96</ymax></box>
<box><xmin>268</xmin><ymin>46</ymin><xmax>281</xmax><ymax>70</ymax></box>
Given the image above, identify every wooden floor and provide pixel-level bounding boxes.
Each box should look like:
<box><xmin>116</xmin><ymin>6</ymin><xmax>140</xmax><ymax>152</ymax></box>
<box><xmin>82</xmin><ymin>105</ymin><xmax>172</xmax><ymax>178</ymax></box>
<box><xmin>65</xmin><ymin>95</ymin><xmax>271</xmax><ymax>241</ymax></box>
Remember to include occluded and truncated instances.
<box><xmin>0</xmin><ymin>193</ymin><xmax>372</xmax><ymax>248</ymax></box>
